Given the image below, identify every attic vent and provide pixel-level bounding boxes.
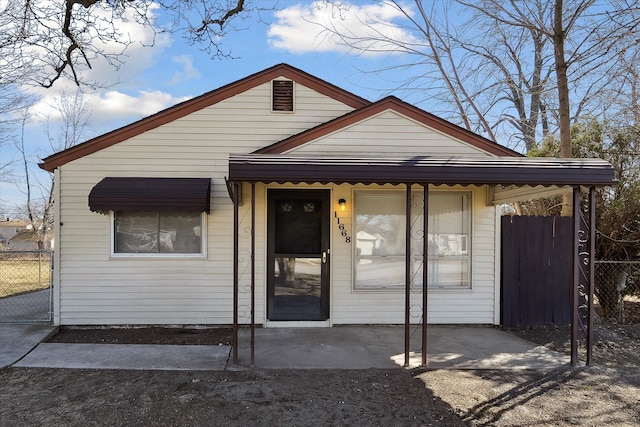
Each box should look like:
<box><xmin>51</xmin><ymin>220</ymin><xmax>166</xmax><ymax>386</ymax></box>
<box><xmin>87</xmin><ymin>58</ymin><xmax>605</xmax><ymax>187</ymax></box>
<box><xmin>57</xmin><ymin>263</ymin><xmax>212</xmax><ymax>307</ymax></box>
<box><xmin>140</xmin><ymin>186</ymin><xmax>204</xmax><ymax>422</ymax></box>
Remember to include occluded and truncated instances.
<box><xmin>272</xmin><ymin>80</ymin><xmax>294</xmax><ymax>112</ymax></box>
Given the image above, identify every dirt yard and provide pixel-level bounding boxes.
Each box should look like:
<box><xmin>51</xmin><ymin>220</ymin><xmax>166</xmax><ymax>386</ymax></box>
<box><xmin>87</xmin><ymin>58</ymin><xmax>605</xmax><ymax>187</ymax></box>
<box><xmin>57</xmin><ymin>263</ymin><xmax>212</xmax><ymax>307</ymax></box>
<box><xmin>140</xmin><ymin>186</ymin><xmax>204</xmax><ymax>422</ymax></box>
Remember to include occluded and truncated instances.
<box><xmin>1</xmin><ymin>324</ymin><xmax>639</xmax><ymax>426</ymax></box>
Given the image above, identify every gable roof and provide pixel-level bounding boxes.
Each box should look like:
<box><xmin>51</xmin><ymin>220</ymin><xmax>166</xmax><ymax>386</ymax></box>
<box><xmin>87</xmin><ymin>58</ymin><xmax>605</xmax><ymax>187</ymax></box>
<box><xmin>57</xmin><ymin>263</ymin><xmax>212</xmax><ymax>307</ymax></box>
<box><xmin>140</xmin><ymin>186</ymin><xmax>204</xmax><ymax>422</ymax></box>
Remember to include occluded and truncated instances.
<box><xmin>254</xmin><ymin>97</ymin><xmax>520</xmax><ymax>157</ymax></box>
<box><xmin>0</xmin><ymin>220</ymin><xmax>29</xmax><ymax>228</ymax></box>
<box><xmin>39</xmin><ymin>64</ymin><xmax>370</xmax><ymax>172</ymax></box>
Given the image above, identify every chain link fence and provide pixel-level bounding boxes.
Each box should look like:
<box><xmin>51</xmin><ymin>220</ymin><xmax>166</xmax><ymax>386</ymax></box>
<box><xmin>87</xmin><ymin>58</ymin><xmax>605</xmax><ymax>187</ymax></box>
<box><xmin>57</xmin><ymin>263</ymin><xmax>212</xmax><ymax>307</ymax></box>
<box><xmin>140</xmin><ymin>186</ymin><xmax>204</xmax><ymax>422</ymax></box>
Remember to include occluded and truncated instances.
<box><xmin>594</xmin><ymin>260</ymin><xmax>640</xmax><ymax>324</ymax></box>
<box><xmin>0</xmin><ymin>250</ymin><xmax>52</xmax><ymax>322</ymax></box>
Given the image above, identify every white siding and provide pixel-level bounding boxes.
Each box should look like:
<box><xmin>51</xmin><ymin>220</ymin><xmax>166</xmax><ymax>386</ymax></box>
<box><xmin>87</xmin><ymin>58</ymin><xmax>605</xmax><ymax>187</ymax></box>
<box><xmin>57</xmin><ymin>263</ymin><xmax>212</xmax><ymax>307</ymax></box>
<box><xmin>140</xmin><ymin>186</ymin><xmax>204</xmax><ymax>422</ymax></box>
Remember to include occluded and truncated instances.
<box><xmin>56</xmin><ymin>81</ymin><xmax>354</xmax><ymax>325</ymax></box>
<box><xmin>287</xmin><ymin>110</ymin><xmax>495</xmax><ymax>157</ymax></box>
<box><xmin>329</xmin><ymin>184</ymin><xmax>497</xmax><ymax>325</ymax></box>
<box><xmin>56</xmin><ymin>79</ymin><xmax>500</xmax><ymax>326</ymax></box>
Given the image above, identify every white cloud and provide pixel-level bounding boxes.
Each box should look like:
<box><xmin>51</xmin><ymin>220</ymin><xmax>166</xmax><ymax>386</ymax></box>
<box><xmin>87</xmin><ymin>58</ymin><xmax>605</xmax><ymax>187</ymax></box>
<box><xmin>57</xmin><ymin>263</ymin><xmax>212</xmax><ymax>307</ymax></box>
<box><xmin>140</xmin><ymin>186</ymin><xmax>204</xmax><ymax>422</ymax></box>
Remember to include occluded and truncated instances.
<box><xmin>169</xmin><ymin>55</ymin><xmax>202</xmax><ymax>85</ymax></box>
<box><xmin>27</xmin><ymin>89</ymin><xmax>190</xmax><ymax>125</ymax></box>
<box><xmin>90</xmin><ymin>90</ymin><xmax>191</xmax><ymax>120</ymax></box>
<box><xmin>7</xmin><ymin>1</ymin><xmax>170</xmax><ymax>88</ymax></box>
<box><xmin>268</xmin><ymin>1</ymin><xmax>419</xmax><ymax>55</ymax></box>
<box><xmin>20</xmin><ymin>2</ymin><xmax>180</xmax><ymax>125</ymax></box>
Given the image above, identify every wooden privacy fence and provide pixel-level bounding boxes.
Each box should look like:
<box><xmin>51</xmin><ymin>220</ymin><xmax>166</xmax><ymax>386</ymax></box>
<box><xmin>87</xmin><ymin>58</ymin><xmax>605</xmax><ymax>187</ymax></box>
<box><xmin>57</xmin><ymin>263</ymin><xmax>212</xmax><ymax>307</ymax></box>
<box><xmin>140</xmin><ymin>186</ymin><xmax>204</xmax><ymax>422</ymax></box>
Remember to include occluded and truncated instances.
<box><xmin>501</xmin><ymin>216</ymin><xmax>572</xmax><ymax>328</ymax></box>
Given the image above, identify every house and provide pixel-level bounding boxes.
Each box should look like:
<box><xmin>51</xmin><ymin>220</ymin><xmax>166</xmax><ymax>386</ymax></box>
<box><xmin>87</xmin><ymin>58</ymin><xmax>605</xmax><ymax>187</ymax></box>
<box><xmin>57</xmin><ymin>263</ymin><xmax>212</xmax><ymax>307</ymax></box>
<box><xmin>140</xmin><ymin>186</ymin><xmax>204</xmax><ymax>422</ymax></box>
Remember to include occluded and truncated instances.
<box><xmin>0</xmin><ymin>219</ymin><xmax>30</xmax><ymax>246</ymax></box>
<box><xmin>8</xmin><ymin>230</ymin><xmax>42</xmax><ymax>251</ymax></box>
<box><xmin>40</xmin><ymin>64</ymin><xmax>614</xmax><ymax>364</ymax></box>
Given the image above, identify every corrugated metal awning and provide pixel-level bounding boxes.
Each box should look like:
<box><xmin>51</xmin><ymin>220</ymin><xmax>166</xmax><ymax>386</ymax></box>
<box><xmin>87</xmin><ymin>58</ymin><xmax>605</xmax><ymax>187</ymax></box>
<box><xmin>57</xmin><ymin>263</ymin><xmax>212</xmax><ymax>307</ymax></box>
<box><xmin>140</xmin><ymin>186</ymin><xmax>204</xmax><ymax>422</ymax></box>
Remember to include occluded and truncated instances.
<box><xmin>89</xmin><ymin>177</ymin><xmax>211</xmax><ymax>213</ymax></box>
<box><xmin>228</xmin><ymin>154</ymin><xmax>616</xmax><ymax>187</ymax></box>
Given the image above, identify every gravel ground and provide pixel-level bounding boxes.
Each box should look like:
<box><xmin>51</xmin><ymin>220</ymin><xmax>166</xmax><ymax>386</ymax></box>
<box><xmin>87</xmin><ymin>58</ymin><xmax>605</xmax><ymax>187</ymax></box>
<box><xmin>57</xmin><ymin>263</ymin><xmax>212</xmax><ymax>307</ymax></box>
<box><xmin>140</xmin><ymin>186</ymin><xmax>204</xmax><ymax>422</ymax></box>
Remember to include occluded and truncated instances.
<box><xmin>1</xmin><ymin>324</ymin><xmax>638</xmax><ymax>426</ymax></box>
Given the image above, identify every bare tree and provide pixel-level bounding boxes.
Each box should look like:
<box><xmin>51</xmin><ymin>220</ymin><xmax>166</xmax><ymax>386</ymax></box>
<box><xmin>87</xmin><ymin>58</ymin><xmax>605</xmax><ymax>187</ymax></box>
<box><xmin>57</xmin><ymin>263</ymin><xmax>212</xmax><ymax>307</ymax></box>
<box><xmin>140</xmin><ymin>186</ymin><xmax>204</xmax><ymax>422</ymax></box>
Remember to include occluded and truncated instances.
<box><xmin>321</xmin><ymin>1</ymin><xmax>557</xmax><ymax>150</ymax></box>
<box><xmin>599</xmin><ymin>41</ymin><xmax>640</xmax><ymax>127</ymax></box>
<box><xmin>0</xmin><ymin>0</ymin><xmax>271</xmax><ymax>88</ymax></box>
<box><xmin>45</xmin><ymin>90</ymin><xmax>93</xmax><ymax>152</ymax></box>
<box><xmin>14</xmin><ymin>90</ymin><xmax>92</xmax><ymax>248</ymax></box>
<box><xmin>323</xmin><ymin>0</ymin><xmax>639</xmax><ymax>215</ymax></box>
<box><xmin>0</xmin><ymin>85</ymin><xmax>34</xmax><ymax>183</ymax></box>
<box><xmin>323</xmin><ymin>1</ymin><xmax>640</xmax><ymax>150</ymax></box>
<box><xmin>456</xmin><ymin>8</ymin><xmax>553</xmax><ymax>151</ymax></box>
<box><xmin>463</xmin><ymin>0</ymin><xmax>639</xmax><ymax>213</ymax></box>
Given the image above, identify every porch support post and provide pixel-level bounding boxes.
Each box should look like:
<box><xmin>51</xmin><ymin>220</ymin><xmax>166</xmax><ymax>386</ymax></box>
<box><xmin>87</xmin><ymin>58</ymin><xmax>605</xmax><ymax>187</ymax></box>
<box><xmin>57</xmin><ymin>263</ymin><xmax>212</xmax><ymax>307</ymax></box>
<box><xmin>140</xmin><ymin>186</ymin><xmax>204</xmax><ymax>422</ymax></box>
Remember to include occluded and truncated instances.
<box><xmin>404</xmin><ymin>184</ymin><xmax>412</xmax><ymax>367</ymax></box>
<box><xmin>587</xmin><ymin>186</ymin><xmax>596</xmax><ymax>366</ymax></box>
<box><xmin>571</xmin><ymin>186</ymin><xmax>581</xmax><ymax>366</ymax></box>
<box><xmin>422</xmin><ymin>184</ymin><xmax>429</xmax><ymax>366</ymax></box>
<box><xmin>232</xmin><ymin>182</ymin><xmax>240</xmax><ymax>365</ymax></box>
<box><xmin>250</xmin><ymin>183</ymin><xmax>256</xmax><ymax>367</ymax></box>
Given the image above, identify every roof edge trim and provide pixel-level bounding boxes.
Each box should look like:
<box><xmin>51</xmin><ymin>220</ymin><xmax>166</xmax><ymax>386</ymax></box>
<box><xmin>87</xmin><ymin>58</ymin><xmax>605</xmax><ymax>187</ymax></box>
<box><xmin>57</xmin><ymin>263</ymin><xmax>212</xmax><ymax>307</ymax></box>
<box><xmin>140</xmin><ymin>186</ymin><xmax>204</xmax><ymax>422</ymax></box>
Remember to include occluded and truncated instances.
<box><xmin>39</xmin><ymin>64</ymin><xmax>370</xmax><ymax>172</ymax></box>
<box><xmin>255</xmin><ymin>97</ymin><xmax>521</xmax><ymax>157</ymax></box>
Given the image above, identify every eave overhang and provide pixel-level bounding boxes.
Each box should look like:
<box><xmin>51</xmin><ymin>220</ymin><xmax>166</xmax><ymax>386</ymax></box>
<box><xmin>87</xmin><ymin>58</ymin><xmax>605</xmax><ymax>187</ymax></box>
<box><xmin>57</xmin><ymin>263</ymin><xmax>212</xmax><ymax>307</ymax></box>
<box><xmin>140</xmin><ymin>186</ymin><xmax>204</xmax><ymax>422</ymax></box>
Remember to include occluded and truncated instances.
<box><xmin>228</xmin><ymin>154</ymin><xmax>617</xmax><ymax>187</ymax></box>
<box><xmin>38</xmin><ymin>64</ymin><xmax>370</xmax><ymax>172</ymax></box>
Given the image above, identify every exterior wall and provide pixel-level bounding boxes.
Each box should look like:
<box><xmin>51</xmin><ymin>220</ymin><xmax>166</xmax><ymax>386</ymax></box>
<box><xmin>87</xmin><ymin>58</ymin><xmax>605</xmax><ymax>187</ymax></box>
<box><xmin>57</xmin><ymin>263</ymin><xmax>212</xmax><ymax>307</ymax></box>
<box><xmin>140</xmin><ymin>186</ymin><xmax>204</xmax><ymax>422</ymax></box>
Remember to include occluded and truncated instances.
<box><xmin>54</xmin><ymin>80</ymin><xmax>500</xmax><ymax>326</ymax></box>
<box><xmin>55</xmin><ymin>80</ymin><xmax>355</xmax><ymax>325</ymax></box>
<box><xmin>239</xmin><ymin>183</ymin><xmax>497</xmax><ymax>325</ymax></box>
<box><xmin>0</xmin><ymin>222</ymin><xmax>29</xmax><ymax>243</ymax></box>
<box><xmin>287</xmin><ymin>110</ymin><xmax>495</xmax><ymax>157</ymax></box>
<box><xmin>328</xmin><ymin>184</ymin><xmax>497</xmax><ymax>325</ymax></box>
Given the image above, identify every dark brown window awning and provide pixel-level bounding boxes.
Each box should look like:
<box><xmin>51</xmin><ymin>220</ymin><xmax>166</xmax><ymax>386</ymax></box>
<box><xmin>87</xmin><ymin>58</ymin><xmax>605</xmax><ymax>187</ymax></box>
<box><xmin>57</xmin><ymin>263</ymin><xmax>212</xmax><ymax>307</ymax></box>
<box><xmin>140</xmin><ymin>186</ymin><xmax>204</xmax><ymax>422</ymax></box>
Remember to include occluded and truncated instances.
<box><xmin>89</xmin><ymin>177</ymin><xmax>211</xmax><ymax>213</ymax></box>
<box><xmin>228</xmin><ymin>154</ymin><xmax>617</xmax><ymax>187</ymax></box>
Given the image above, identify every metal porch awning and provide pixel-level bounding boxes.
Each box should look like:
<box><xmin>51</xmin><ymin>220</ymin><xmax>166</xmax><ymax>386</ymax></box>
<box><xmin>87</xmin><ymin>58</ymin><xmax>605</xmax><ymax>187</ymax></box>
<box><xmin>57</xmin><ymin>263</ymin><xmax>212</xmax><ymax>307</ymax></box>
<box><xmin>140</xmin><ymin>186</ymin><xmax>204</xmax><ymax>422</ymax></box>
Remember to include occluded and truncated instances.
<box><xmin>227</xmin><ymin>154</ymin><xmax>616</xmax><ymax>368</ymax></box>
<box><xmin>227</xmin><ymin>154</ymin><xmax>616</xmax><ymax>187</ymax></box>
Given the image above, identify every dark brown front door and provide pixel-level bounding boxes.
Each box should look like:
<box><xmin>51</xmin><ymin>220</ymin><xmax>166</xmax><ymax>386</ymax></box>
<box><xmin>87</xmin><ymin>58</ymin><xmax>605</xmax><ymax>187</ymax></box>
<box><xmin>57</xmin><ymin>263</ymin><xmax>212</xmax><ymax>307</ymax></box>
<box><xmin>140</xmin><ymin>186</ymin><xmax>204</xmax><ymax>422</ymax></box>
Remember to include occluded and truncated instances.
<box><xmin>267</xmin><ymin>189</ymin><xmax>330</xmax><ymax>321</ymax></box>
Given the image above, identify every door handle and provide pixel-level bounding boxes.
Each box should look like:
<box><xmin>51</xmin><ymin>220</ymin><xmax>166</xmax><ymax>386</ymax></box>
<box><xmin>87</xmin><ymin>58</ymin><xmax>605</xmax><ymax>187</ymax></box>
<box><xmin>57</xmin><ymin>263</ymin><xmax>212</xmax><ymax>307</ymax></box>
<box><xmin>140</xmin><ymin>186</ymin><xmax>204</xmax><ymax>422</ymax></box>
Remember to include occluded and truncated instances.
<box><xmin>322</xmin><ymin>251</ymin><xmax>327</xmax><ymax>264</ymax></box>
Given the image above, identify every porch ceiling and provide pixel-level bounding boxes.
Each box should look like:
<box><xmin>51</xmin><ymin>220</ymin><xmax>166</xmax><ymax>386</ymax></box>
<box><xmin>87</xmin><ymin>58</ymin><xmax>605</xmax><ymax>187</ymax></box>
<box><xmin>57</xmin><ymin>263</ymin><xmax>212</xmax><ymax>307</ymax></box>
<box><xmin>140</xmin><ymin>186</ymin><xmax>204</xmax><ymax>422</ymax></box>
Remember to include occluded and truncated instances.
<box><xmin>227</xmin><ymin>154</ymin><xmax>616</xmax><ymax>187</ymax></box>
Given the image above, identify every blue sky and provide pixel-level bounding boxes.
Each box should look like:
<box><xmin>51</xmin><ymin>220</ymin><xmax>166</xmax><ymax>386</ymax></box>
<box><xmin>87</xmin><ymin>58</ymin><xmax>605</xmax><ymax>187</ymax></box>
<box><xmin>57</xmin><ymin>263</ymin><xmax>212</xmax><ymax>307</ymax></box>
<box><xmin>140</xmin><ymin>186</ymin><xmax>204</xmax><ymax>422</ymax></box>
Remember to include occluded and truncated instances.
<box><xmin>0</xmin><ymin>1</ymin><xmax>446</xmax><ymax>213</ymax></box>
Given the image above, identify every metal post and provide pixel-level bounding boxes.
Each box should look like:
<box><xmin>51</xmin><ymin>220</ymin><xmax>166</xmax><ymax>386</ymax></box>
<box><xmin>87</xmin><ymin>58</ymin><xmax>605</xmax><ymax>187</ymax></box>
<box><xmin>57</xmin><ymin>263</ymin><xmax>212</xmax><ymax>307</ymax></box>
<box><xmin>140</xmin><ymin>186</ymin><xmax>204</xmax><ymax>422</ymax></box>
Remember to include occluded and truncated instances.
<box><xmin>587</xmin><ymin>186</ymin><xmax>596</xmax><ymax>366</ymax></box>
<box><xmin>422</xmin><ymin>184</ymin><xmax>429</xmax><ymax>366</ymax></box>
<box><xmin>232</xmin><ymin>182</ymin><xmax>240</xmax><ymax>365</ymax></box>
<box><xmin>404</xmin><ymin>184</ymin><xmax>412</xmax><ymax>367</ymax></box>
<box><xmin>571</xmin><ymin>187</ymin><xmax>581</xmax><ymax>366</ymax></box>
<box><xmin>250</xmin><ymin>183</ymin><xmax>256</xmax><ymax>367</ymax></box>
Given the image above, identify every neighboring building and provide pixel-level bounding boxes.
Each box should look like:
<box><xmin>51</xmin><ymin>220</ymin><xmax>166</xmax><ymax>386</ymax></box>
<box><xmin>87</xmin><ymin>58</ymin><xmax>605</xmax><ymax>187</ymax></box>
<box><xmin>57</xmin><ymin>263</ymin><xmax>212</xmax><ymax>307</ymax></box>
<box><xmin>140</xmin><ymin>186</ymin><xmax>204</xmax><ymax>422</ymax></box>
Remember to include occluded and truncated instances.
<box><xmin>0</xmin><ymin>220</ymin><xmax>30</xmax><ymax>246</ymax></box>
<box><xmin>39</xmin><ymin>64</ymin><xmax>615</xmax><ymax>328</ymax></box>
<box><xmin>8</xmin><ymin>230</ymin><xmax>39</xmax><ymax>251</ymax></box>
<box><xmin>8</xmin><ymin>230</ymin><xmax>52</xmax><ymax>251</ymax></box>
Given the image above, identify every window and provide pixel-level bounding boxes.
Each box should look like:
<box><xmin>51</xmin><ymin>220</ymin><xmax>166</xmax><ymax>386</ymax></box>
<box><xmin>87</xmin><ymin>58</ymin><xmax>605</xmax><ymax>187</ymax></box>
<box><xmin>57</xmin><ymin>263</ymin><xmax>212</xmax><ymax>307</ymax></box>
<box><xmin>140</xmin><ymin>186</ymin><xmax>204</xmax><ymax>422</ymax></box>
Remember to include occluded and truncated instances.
<box><xmin>112</xmin><ymin>211</ymin><xmax>205</xmax><ymax>256</ymax></box>
<box><xmin>354</xmin><ymin>190</ymin><xmax>471</xmax><ymax>290</ymax></box>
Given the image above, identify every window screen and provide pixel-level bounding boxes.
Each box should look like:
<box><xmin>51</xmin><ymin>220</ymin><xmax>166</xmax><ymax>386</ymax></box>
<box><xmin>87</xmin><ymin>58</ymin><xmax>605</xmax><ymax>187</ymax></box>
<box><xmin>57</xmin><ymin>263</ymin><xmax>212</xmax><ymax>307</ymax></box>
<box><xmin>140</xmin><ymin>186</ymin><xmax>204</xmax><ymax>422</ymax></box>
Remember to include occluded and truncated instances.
<box><xmin>354</xmin><ymin>191</ymin><xmax>471</xmax><ymax>290</ymax></box>
<box><xmin>114</xmin><ymin>211</ymin><xmax>203</xmax><ymax>254</ymax></box>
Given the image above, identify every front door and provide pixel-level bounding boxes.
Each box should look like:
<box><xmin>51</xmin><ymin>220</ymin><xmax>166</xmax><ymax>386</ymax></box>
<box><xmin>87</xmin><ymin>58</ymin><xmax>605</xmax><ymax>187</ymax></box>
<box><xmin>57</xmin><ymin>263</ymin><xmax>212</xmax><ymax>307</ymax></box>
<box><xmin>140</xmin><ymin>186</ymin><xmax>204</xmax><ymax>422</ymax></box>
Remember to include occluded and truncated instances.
<box><xmin>267</xmin><ymin>189</ymin><xmax>330</xmax><ymax>321</ymax></box>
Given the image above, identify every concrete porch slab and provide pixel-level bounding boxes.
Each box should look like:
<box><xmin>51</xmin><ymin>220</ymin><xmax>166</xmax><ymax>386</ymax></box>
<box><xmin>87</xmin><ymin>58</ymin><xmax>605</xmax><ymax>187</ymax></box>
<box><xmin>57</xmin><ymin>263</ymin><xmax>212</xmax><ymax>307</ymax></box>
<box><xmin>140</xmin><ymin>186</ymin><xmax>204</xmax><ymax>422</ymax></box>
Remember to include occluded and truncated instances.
<box><xmin>4</xmin><ymin>324</ymin><xmax>567</xmax><ymax>371</ymax></box>
<box><xmin>236</xmin><ymin>326</ymin><xmax>568</xmax><ymax>370</ymax></box>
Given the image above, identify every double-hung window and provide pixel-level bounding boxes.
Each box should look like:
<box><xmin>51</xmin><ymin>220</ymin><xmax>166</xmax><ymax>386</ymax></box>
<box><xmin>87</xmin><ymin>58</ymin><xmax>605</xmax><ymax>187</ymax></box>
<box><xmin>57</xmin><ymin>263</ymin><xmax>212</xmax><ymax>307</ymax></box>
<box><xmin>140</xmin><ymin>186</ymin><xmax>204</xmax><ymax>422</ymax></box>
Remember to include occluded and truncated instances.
<box><xmin>354</xmin><ymin>190</ymin><xmax>471</xmax><ymax>290</ymax></box>
<box><xmin>113</xmin><ymin>211</ymin><xmax>205</xmax><ymax>256</ymax></box>
<box><xmin>88</xmin><ymin>177</ymin><xmax>211</xmax><ymax>258</ymax></box>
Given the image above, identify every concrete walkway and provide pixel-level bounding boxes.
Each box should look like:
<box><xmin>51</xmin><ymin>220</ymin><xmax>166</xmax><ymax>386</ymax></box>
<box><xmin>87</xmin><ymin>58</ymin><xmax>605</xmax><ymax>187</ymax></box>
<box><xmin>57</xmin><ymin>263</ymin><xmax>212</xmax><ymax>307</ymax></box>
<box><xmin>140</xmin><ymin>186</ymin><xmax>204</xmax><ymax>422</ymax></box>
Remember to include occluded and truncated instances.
<box><xmin>16</xmin><ymin>343</ymin><xmax>230</xmax><ymax>371</ymax></box>
<box><xmin>0</xmin><ymin>323</ymin><xmax>57</xmax><ymax>368</ymax></box>
<box><xmin>4</xmin><ymin>324</ymin><xmax>568</xmax><ymax>371</ymax></box>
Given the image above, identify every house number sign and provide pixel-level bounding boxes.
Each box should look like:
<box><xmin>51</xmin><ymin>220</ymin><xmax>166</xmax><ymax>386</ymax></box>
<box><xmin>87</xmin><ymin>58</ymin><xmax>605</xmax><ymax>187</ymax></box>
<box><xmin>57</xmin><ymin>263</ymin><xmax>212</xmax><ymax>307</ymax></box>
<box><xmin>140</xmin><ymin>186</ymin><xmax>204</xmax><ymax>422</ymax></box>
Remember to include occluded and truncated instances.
<box><xmin>338</xmin><ymin>222</ymin><xmax>351</xmax><ymax>243</ymax></box>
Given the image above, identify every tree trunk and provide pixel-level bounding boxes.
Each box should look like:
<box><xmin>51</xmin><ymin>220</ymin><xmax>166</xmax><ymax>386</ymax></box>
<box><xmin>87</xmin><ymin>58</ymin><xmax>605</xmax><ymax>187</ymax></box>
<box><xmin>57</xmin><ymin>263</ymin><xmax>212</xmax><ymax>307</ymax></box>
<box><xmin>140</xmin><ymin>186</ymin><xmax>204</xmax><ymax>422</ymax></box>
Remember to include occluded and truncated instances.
<box><xmin>553</xmin><ymin>0</ymin><xmax>574</xmax><ymax>216</ymax></box>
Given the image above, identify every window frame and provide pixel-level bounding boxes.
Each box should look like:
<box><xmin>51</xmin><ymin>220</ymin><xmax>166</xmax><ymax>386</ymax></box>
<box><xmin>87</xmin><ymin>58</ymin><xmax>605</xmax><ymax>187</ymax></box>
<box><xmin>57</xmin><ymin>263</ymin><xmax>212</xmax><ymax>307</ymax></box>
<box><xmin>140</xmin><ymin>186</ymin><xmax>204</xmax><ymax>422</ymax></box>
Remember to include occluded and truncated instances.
<box><xmin>110</xmin><ymin>210</ymin><xmax>207</xmax><ymax>259</ymax></box>
<box><xmin>352</xmin><ymin>189</ymin><xmax>473</xmax><ymax>292</ymax></box>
